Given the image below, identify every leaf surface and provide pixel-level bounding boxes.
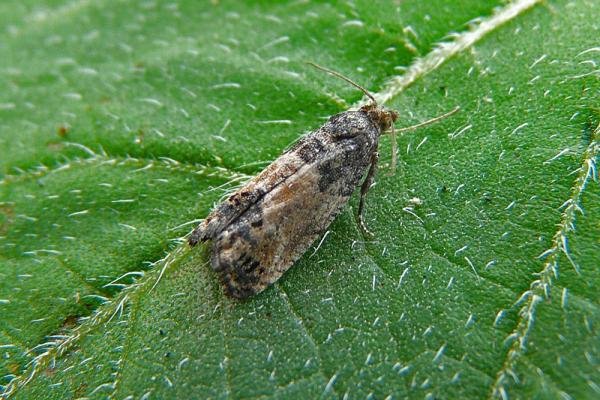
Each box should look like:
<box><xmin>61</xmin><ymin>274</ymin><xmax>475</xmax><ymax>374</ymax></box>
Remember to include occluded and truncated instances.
<box><xmin>1</xmin><ymin>0</ymin><xmax>598</xmax><ymax>399</ymax></box>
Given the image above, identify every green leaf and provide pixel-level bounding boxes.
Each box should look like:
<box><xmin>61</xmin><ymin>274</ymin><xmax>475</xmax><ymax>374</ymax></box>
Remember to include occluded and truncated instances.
<box><xmin>1</xmin><ymin>0</ymin><xmax>598</xmax><ymax>399</ymax></box>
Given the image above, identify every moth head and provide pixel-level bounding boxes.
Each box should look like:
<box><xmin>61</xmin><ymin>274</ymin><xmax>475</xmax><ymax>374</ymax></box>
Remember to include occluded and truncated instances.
<box><xmin>361</xmin><ymin>102</ymin><xmax>400</xmax><ymax>173</ymax></box>
<box><xmin>305</xmin><ymin>63</ymin><xmax>399</xmax><ymax>132</ymax></box>
<box><xmin>360</xmin><ymin>103</ymin><xmax>398</xmax><ymax>132</ymax></box>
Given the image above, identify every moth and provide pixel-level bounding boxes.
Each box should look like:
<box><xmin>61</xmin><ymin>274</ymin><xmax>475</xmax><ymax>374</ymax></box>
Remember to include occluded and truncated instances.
<box><xmin>189</xmin><ymin>63</ymin><xmax>457</xmax><ymax>298</ymax></box>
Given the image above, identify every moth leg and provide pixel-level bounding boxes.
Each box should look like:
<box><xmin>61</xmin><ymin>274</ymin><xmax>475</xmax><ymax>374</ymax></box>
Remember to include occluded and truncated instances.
<box><xmin>386</xmin><ymin>122</ymin><xmax>397</xmax><ymax>176</ymax></box>
<box><xmin>358</xmin><ymin>151</ymin><xmax>379</xmax><ymax>237</ymax></box>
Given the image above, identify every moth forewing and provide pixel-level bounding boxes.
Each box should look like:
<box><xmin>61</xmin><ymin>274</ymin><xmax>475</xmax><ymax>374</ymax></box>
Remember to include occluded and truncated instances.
<box><xmin>189</xmin><ymin>63</ymin><xmax>453</xmax><ymax>299</ymax></box>
<box><xmin>190</xmin><ymin>108</ymin><xmax>388</xmax><ymax>298</ymax></box>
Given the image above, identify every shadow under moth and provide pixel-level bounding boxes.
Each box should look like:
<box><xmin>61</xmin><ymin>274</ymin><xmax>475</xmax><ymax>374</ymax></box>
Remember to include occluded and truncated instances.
<box><xmin>189</xmin><ymin>63</ymin><xmax>457</xmax><ymax>299</ymax></box>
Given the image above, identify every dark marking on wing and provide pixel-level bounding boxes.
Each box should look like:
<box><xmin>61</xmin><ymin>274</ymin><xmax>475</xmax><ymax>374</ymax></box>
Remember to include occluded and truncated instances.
<box><xmin>296</xmin><ymin>137</ymin><xmax>326</xmax><ymax>163</ymax></box>
<box><xmin>212</xmin><ymin>232</ymin><xmax>265</xmax><ymax>298</ymax></box>
<box><xmin>317</xmin><ymin>159</ymin><xmax>337</xmax><ymax>192</ymax></box>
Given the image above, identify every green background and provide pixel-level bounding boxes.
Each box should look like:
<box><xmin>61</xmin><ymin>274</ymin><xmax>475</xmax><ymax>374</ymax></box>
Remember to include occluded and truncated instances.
<box><xmin>1</xmin><ymin>0</ymin><xmax>598</xmax><ymax>398</ymax></box>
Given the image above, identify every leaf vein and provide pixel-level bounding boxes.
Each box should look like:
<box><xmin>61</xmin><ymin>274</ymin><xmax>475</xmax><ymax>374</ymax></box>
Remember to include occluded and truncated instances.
<box><xmin>488</xmin><ymin>122</ymin><xmax>599</xmax><ymax>399</ymax></box>
<box><xmin>2</xmin><ymin>245</ymin><xmax>189</xmax><ymax>397</ymax></box>
<box><xmin>369</xmin><ymin>0</ymin><xmax>544</xmax><ymax>106</ymax></box>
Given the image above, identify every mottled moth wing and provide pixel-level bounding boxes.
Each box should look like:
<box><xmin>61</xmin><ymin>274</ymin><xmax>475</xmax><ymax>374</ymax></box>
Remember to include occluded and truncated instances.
<box><xmin>188</xmin><ymin>151</ymin><xmax>307</xmax><ymax>246</ymax></box>
<box><xmin>204</xmin><ymin>111</ymin><xmax>381</xmax><ymax>298</ymax></box>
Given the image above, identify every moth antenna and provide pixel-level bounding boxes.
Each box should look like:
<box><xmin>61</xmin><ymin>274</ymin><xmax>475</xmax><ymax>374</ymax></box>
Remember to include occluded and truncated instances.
<box><xmin>396</xmin><ymin>106</ymin><xmax>461</xmax><ymax>134</ymax></box>
<box><xmin>307</xmin><ymin>62</ymin><xmax>377</xmax><ymax>105</ymax></box>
